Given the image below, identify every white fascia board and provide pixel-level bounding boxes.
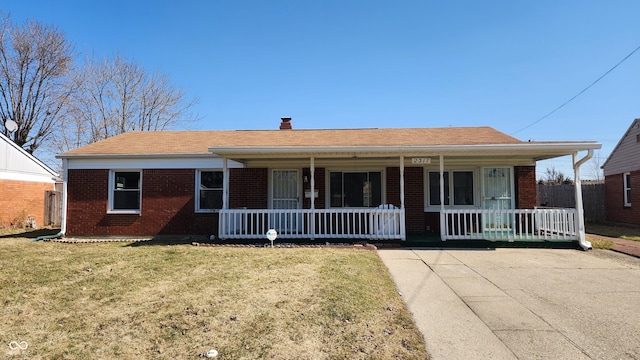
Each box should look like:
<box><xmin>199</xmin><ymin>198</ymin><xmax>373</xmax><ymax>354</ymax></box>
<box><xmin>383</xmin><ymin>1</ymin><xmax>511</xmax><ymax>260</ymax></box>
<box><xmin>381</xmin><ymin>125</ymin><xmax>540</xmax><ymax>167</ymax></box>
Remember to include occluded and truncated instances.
<box><xmin>209</xmin><ymin>142</ymin><xmax>602</xmax><ymax>158</ymax></box>
<box><xmin>65</xmin><ymin>156</ymin><xmax>244</xmax><ymax>170</ymax></box>
<box><xmin>0</xmin><ymin>170</ymin><xmax>57</xmax><ymax>183</ymax></box>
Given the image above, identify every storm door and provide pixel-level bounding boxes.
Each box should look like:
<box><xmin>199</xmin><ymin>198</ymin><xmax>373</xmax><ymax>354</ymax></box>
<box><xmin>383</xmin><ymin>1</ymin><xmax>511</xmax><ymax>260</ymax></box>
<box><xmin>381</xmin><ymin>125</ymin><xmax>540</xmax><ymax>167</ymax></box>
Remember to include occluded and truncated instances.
<box><xmin>271</xmin><ymin>170</ymin><xmax>300</xmax><ymax>233</ymax></box>
<box><xmin>482</xmin><ymin>167</ymin><xmax>513</xmax><ymax>230</ymax></box>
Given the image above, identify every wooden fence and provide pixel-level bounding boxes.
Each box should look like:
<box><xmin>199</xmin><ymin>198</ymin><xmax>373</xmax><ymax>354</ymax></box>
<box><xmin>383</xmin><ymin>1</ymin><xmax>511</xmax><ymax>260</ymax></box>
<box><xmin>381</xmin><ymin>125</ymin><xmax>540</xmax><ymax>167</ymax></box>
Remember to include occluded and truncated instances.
<box><xmin>44</xmin><ymin>191</ymin><xmax>62</xmax><ymax>226</ymax></box>
<box><xmin>537</xmin><ymin>183</ymin><xmax>605</xmax><ymax>222</ymax></box>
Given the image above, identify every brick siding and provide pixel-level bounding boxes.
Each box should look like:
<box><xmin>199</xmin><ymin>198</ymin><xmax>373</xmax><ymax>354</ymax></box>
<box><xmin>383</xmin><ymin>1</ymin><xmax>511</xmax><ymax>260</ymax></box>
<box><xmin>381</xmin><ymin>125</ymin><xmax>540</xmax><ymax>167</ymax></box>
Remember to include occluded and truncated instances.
<box><xmin>514</xmin><ymin>166</ymin><xmax>537</xmax><ymax>209</ymax></box>
<box><xmin>387</xmin><ymin>167</ymin><xmax>425</xmax><ymax>234</ymax></box>
<box><xmin>606</xmin><ymin>171</ymin><xmax>640</xmax><ymax>225</ymax></box>
<box><xmin>66</xmin><ymin>169</ymin><xmax>216</xmax><ymax>236</ymax></box>
<box><xmin>0</xmin><ymin>179</ymin><xmax>54</xmax><ymax>228</ymax></box>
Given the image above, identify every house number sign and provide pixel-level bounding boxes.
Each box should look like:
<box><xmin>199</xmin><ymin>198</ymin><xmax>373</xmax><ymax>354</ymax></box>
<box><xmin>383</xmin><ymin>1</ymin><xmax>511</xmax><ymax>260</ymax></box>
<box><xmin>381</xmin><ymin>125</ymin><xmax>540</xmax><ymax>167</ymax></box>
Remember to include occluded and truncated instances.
<box><xmin>411</xmin><ymin>157</ymin><xmax>431</xmax><ymax>164</ymax></box>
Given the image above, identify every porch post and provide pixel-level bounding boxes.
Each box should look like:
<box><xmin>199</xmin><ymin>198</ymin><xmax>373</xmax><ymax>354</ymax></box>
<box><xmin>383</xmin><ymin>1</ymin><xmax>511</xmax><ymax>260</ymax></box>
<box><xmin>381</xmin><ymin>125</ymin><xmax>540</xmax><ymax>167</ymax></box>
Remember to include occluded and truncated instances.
<box><xmin>440</xmin><ymin>155</ymin><xmax>446</xmax><ymax>241</ymax></box>
<box><xmin>400</xmin><ymin>155</ymin><xmax>406</xmax><ymax>241</ymax></box>
<box><xmin>310</xmin><ymin>156</ymin><xmax>315</xmax><ymax>240</ymax></box>
<box><xmin>399</xmin><ymin>156</ymin><xmax>405</xmax><ymax>209</ymax></box>
<box><xmin>222</xmin><ymin>157</ymin><xmax>229</xmax><ymax>210</ymax></box>
<box><xmin>573</xmin><ymin>150</ymin><xmax>594</xmax><ymax>250</ymax></box>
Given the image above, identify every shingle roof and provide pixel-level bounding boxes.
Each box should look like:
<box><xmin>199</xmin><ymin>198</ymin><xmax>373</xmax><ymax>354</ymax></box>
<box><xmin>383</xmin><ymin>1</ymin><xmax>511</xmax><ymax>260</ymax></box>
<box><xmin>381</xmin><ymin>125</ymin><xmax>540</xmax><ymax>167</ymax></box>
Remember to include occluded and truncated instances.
<box><xmin>59</xmin><ymin>126</ymin><xmax>522</xmax><ymax>156</ymax></box>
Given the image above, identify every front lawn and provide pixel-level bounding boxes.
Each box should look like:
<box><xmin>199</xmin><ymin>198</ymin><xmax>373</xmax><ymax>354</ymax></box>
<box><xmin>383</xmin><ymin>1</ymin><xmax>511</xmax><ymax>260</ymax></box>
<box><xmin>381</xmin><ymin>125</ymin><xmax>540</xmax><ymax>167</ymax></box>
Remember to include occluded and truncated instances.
<box><xmin>0</xmin><ymin>238</ymin><xmax>428</xmax><ymax>359</ymax></box>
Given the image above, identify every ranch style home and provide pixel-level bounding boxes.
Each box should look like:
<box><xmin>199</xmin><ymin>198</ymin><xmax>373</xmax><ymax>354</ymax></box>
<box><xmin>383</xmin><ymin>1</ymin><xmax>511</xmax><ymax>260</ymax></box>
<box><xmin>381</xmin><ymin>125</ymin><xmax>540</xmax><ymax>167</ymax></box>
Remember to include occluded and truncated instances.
<box><xmin>57</xmin><ymin>118</ymin><xmax>601</xmax><ymax>249</ymax></box>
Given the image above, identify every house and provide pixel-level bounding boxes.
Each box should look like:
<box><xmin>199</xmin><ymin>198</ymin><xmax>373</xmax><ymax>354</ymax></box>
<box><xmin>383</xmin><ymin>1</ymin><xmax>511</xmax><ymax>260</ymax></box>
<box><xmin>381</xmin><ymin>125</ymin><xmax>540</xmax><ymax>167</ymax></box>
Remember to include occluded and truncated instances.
<box><xmin>0</xmin><ymin>132</ymin><xmax>59</xmax><ymax>228</ymax></box>
<box><xmin>603</xmin><ymin>118</ymin><xmax>640</xmax><ymax>225</ymax></box>
<box><xmin>57</xmin><ymin>118</ymin><xmax>601</xmax><ymax>248</ymax></box>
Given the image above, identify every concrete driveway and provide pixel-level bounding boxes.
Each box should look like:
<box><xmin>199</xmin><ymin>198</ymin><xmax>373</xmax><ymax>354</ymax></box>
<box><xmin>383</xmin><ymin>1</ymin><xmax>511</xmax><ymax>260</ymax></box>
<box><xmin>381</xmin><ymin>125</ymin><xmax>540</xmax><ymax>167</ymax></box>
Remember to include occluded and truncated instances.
<box><xmin>378</xmin><ymin>248</ymin><xmax>640</xmax><ymax>359</ymax></box>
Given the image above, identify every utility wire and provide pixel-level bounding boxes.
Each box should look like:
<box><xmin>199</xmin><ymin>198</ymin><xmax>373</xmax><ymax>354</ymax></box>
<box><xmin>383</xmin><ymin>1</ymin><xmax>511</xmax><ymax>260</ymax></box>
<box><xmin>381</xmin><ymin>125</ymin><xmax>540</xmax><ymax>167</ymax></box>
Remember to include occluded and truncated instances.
<box><xmin>512</xmin><ymin>43</ymin><xmax>640</xmax><ymax>135</ymax></box>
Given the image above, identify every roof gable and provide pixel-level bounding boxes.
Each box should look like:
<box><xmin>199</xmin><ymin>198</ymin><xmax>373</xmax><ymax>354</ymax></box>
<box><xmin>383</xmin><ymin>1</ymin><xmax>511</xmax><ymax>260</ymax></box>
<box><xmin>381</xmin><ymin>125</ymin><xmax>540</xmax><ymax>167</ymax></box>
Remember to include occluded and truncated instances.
<box><xmin>602</xmin><ymin>118</ymin><xmax>640</xmax><ymax>176</ymax></box>
<box><xmin>0</xmin><ymin>132</ymin><xmax>58</xmax><ymax>179</ymax></box>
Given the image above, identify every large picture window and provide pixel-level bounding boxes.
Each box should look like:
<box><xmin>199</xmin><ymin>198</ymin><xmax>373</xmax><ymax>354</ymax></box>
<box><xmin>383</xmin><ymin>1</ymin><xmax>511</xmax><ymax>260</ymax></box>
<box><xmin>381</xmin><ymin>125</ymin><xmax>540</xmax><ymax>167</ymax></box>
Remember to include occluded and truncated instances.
<box><xmin>110</xmin><ymin>171</ymin><xmax>141</xmax><ymax>212</ymax></box>
<box><xmin>330</xmin><ymin>171</ymin><xmax>382</xmax><ymax>207</ymax></box>
<box><xmin>428</xmin><ymin>170</ymin><xmax>475</xmax><ymax>206</ymax></box>
<box><xmin>624</xmin><ymin>172</ymin><xmax>631</xmax><ymax>207</ymax></box>
<box><xmin>197</xmin><ymin>170</ymin><xmax>223</xmax><ymax>211</ymax></box>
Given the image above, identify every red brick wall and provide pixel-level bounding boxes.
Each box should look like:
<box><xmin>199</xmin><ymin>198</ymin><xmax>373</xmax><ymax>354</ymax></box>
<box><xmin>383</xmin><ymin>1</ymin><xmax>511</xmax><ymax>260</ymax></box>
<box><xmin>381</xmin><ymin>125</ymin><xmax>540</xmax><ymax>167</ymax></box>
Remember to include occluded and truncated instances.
<box><xmin>0</xmin><ymin>179</ymin><xmax>54</xmax><ymax>228</ymax></box>
<box><xmin>386</xmin><ymin>167</ymin><xmax>425</xmax><ymax>234</ymax></box>
<box><xmin>514</xmin><ymin>166</ymin><xmax>537</xmax><ymax>209</ymax></box>
<box><xmin>66</xmin><ymin>169</ymin><xmax>216</xmax><ymax>236</ymax></box>
<box><xmin>302</xmin><ymin>167</ymin><xmax>326</xmax><ymax>209</ymax></box>
<box><xmin>229</xmin><ymin>168</ymin><xmax>268</xmax><ymax>209</ymax></box>
<box><xmin>606</xmin><ymin>171</ymin><xmax>640</xmax><ymax>225</ymax></box>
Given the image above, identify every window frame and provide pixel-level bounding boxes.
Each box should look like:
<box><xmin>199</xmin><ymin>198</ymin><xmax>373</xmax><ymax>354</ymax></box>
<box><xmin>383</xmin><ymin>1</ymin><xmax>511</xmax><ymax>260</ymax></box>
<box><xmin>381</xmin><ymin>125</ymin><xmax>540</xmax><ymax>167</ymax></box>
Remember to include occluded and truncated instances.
<box><xmin>624</xmin><ymin>172</ymin><xmax>631</xmax><ymax>207</ymax></box>
<box><xmin>195</xmin><ymin>169</ymin><xmax>224</xmax><ymax>213</ymax></box>
<box><xmin>327</xmin><ymin>169</ymin><xmax>385</xmax><ymax>208</ymax></box>
<box><xmin>108</xmin><ymin>170</ymin><xmax>142</xmax><ymax>214</ymax></box>
<box><xmin>425</xmin><ymin>168</ymin><xmax>478</xmax><ymax>210</ymax></box>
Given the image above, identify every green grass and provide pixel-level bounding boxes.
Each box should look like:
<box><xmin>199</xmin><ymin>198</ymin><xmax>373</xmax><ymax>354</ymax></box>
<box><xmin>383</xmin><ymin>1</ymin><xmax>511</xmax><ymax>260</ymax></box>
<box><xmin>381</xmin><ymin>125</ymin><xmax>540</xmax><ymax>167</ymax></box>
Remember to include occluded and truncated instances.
<box><xmin>0</xmin><ymin>238</ymin><xmax>429</xmax><ymax>359</ymax></box>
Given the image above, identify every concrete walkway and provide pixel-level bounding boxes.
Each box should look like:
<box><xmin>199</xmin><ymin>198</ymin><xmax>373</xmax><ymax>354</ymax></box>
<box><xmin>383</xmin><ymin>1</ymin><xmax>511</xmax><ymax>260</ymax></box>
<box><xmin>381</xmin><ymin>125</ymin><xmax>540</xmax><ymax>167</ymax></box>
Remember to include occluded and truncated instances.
<box><xmin>379</xmin><ymin>248</ymin><xmax>640</xmax><ymax>359</ymax></box>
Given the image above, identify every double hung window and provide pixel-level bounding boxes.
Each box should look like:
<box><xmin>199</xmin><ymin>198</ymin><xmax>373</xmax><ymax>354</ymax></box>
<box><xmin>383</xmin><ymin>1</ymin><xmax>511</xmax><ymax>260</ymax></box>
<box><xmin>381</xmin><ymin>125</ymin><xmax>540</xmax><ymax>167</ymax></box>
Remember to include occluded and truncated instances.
<box><xmin>110</xmin><ymin>171</ymin><xmax>141</xmax><ymax>212</ymax></box>
<box><xmin>330</xmin><ymin>171</ymin><xmax>382</xmax><ymax>207</ymax></box>
<box><xmin>624</xmin><ymin>172</ymin><xmax>631</xmax><ymax>207</ymax></box>
<box><xmin>197</xmin><ymin>170</ymin><xmax>223</xmax><ymax>211</ymax></box>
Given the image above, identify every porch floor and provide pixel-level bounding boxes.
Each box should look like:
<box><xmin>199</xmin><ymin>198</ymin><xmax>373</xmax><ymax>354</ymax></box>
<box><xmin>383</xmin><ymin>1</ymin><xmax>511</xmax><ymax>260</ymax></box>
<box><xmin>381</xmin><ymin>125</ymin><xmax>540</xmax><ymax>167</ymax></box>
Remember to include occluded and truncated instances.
<box><xmin>394</xmin><ymin>233</ymin><xmax>581</xmax><ymax>249</ymax></box>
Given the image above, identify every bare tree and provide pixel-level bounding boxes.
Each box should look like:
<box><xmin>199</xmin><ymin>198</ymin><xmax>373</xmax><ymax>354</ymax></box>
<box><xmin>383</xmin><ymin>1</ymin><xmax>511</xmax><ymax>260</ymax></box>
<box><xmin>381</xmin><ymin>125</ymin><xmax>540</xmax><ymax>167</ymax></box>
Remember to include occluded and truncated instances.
<box><xmin>51</xmin><ymin>54</ymin><xmax>198</xmax><ymax>153</ymax></box>
<box><xmin>0</xmin><ymin>13</ymin><xmax>74</xmax><ymax>154</ymax></box>
<box><xmin>585</xmin><ymin>150</ymin><xmax>605</xmax><ymax>182</ymax></box>
<box><xmin>542</xmin><ymin>167</ymin><xmax>573</xmax><ymax>185</ymax></box>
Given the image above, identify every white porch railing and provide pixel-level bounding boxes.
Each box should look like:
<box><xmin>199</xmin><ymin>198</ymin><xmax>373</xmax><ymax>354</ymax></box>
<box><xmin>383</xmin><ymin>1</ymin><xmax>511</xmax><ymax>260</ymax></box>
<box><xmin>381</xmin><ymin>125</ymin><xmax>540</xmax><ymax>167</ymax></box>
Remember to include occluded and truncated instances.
<box><xmin>219</xmin><ymin>208</ymin><xmax>406</xmax><ymax>240</ymax></box>
<box><xmin>442</xmin><ymin>208</ymin><xmax>578</xmax><ymax>241</ymax></box>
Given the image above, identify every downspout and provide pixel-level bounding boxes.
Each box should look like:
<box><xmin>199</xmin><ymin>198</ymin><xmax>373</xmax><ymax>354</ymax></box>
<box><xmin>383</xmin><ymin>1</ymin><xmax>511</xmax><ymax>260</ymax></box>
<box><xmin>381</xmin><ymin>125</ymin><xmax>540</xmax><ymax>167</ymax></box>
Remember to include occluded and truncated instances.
<box><xmin>573</xmin><ymin>149</ymin><xmax>593</xmax><ymax>250</ymax></box>
<box><xmin>33</xmin><ymin>158</ymin><xmax>67</xmax><ymax>242</ymax></box>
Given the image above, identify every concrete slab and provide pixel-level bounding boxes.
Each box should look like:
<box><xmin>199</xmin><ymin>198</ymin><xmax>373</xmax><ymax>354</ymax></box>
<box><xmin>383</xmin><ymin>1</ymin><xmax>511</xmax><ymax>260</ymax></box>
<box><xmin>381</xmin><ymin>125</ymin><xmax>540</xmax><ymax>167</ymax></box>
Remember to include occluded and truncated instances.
<box><xmin>378</xmin><ymin>250</ymin><xmax>516</xmax><ymax>360</ymax></box>
<box><xmin>494</xmin><ymin>330</ymin><xmax>590</xmax><ymax>359</ymax></box>
<box><xmin>380</xmin><ymin>248</ymin><xmax>640</xmax><ymax>360</ymax></box>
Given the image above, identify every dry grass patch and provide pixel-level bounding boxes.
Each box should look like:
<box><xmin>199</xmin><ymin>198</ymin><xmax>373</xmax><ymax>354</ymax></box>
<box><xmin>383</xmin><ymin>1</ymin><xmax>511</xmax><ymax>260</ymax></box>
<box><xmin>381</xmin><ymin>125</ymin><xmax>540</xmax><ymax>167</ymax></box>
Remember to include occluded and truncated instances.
<box><xmin>0</xmin><ymin>239</ymin><xmax>428</xmax><ymax>359</ymax></box>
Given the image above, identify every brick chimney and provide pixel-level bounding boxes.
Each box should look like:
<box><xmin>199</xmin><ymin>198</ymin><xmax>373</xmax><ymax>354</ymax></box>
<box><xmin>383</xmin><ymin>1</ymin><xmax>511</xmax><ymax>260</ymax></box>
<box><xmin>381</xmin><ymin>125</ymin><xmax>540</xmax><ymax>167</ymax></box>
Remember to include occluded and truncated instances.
<box><xmin>279</xmin><ymin>117</ymin><xmax>292</xmax><ymax>130</ymax></box>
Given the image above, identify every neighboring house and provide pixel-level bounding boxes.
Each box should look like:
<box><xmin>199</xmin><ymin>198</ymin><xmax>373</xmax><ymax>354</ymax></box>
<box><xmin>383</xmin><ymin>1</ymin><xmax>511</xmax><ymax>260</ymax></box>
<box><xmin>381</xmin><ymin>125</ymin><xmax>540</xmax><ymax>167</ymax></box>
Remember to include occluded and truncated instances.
<box><xmin>0</xmin><ymin>132</ymin><xmax>59</xmax><ymax>228</ymax></box>
<box><xmin>603</xmin><ymin>118</ymin><xmax>640</xmax><ymax>225</ymax></box>
<box><xmin>57</xmin><ymin>118</ymin><xmax>600</xmax><ymax>248</ymax></box>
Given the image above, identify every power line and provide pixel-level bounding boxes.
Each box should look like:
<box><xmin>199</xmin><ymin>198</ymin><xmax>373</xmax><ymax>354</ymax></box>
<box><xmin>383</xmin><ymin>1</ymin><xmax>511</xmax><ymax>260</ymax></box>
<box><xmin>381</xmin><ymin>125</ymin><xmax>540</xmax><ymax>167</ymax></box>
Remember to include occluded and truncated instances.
<box><xmin>512</xmin><ymin>43</ymin><xmax>640</xmax><ymax>135</ymax></box>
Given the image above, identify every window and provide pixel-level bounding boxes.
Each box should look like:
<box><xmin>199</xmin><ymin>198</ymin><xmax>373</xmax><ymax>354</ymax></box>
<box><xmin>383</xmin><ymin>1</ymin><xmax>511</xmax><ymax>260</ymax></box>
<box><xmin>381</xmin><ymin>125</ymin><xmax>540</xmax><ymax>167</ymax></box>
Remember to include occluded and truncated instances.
<box><xmin>428</xmin><ymin>170</ymin><xmax>475</xmax><ymax>206</ymax></box>
<box><xmin>197</xmin><ymin>170</ymin><xmax>223</xmax><ymax>211</ymax></box>
<box><xmin>110</xmin><ymin>171</ymin><xmax>141</xmax><ymax>212</ymax></box>
<box><xmin>330</xmin><ymin>171</ymin><xmax>382</xmax><ymax>207</ymax></box>
<box><xmin>624</xmin><ymin>172</ymin><xmax>631</xmax><ymax>207</ymax></box>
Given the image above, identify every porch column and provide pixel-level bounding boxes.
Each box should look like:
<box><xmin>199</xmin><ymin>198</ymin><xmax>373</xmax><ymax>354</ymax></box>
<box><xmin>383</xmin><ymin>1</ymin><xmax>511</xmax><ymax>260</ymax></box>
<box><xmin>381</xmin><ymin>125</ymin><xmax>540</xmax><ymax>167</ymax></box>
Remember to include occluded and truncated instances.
<box><xmin>310</xmin><ymin>157</ymin><xmax>315</xmax><ymax>210</ymax></box>
<box><xmin>573</xmin><ymin>150</ymin><xmax>594</xmax><ymax>250</ymax></box>
<box><xmin>310</xmin><ymin>157</ymin><xmax>315</xmax><ymax>240</ymax></box>
<box><xmin>440</xmin><ymin>155</ymin><xmax>446</xmax><ymax>241</ymax></box>
<box><xmin>222</xmin><ymin>157</ymin><xmax>229</xmax><ymax>210</ymax></box>
<box><xmin>399</xmin><ymin>155</ymin><xmax>405</xmax><ymax>209</ymax></box>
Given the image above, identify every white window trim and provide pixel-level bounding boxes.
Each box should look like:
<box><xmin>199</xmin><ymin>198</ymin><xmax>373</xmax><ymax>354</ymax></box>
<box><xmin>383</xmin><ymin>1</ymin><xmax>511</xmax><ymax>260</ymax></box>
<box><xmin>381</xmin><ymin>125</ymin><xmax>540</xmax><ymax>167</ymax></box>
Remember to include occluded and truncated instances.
<box><xmin>424</xmin><ymin>168</ymin><xmax>479</xmax><ymax>211</ymax></box>
<box><xmin>108</xmin><ymin>170</ymin><xmax>142</xmax><ymax>214</ymax></box>
<box><xmin>624</xmin><ymin>172</ymin><xmax>631</xmax><ymax>207</ymax></box>
<box><xmin>326</xmin><ymin>168</ymin><xmax>386</xmax><ymax>208</ymax></box>
<box><xmin>195</xmin><ymin>169</ymin><xmax>224</xmax><ymax>213</ymax></box>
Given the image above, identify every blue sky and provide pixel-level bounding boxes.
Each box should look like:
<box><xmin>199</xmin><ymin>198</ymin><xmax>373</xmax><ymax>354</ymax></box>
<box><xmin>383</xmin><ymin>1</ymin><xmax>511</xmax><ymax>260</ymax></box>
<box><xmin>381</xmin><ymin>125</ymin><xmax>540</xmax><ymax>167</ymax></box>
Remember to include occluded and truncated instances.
<box><xmin>4</xmin><ymin>0</ymin><xmax>640</xmax><ymax>178</ymax></box>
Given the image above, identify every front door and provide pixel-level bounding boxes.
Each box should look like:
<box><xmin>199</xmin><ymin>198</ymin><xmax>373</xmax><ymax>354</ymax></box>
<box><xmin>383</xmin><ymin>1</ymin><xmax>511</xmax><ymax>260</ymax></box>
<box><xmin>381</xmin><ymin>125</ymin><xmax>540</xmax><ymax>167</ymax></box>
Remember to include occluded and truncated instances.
<box><xmin>482</xmin><ymin>167</ymin><xmax>513</xmax><ymax>230</ymax></box>
<box><xmin>271</xmin><ymin>170</ymin><xmax>300</xmax><ymax>232</ymax></box>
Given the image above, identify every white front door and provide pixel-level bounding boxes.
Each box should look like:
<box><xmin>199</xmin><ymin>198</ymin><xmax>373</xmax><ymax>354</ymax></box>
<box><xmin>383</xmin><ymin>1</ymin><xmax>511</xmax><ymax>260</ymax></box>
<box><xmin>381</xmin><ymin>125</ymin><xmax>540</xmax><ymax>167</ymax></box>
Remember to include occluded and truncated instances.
<box><xmin>482</xmin><ymin>167</ymin><xmax>513</xmax><ymax>230</ymax></box>
<box><xmin>271</xmin><ymin>170</ymin><xmax>300</xmax><ymax>232</ymax></box>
